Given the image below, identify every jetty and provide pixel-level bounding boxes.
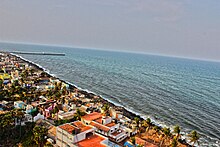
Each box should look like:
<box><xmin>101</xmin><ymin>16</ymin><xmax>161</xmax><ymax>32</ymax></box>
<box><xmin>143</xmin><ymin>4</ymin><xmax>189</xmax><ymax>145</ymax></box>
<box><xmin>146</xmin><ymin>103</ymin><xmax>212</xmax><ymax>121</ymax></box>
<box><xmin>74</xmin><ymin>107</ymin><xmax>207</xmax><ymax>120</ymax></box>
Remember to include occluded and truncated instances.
<box><xmin>10</xmin><ymin>51</ymin><xmax>65</xmax><ymax>56</ymax></box>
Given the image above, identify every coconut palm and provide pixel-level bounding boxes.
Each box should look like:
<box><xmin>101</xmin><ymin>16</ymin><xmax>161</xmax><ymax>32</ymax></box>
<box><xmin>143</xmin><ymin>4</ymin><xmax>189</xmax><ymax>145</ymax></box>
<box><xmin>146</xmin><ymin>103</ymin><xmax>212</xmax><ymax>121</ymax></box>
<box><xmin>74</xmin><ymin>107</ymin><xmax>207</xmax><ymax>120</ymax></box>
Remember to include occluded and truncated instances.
<box><xmin>188</xmin><ymin>130</ymin><xmax>200</xmax><ymax>147</ymax></box>
<box><xmin>163</xmin><ymin>127</ymin><xmax>171</xmax><ymax>137</ymax></box>
<box><xmin>0</xmin><ymin>79</ymin><xmax>3</xmax><ymax>89</ymax></box>
<box><xmin>134</xmin><ymin>117</ymin><xmax>140</xmax><ymax>126</ymax></box>
<box><xmin>30</xmin><ymin>68</ymin><xmax>34</xmax><ymax>76</ymax></box>
<box><xmin>134</xmin><ymin>117</ymin><xmax>140</xmax><ymax>134</ymax></box>
<box><xmin>131</xmin><ymin>136</ymin><xmax>136</xmax><ymax>145</ymax></box>
<box><xmin>142</xmin><ymin>118</ymin><xmax>152</xmax><ymax>133</ymax></box>
<box><xmin>62</xmin><ymin>85</ymin><xmax>67</xmax><ymax>95</ymax></box>
<box><xmin>153</xmin><ymin>125</ymin><xmax>160</xmax><ymax>135</ymax></box>
<box><xmin>173</xmin><ymin>125</ymin><xmax>181</xmax><ymax>140</ymax></box>
<box><xmin>162</xmin><ymin>127</ymin><xmax>171</xmax><ymax>146</ymax></box>
<box><xmin>101</xmin><ymin>104</ymin><xmax>110</xmax><ymax>117</ymax></box>
<box><xmin>171</xmin><ymin>138</ymin><xmax>178</xmax><ymax>147</ymax></box>
<box><xmin>74</xmin><ymin>109</ymin><xmax>85</xmax><ymax>120</ymax></box>
<box><xmin>54</xmin><ymin>92</ymin><xmax>61</xmax><ymax>101</ymax></box>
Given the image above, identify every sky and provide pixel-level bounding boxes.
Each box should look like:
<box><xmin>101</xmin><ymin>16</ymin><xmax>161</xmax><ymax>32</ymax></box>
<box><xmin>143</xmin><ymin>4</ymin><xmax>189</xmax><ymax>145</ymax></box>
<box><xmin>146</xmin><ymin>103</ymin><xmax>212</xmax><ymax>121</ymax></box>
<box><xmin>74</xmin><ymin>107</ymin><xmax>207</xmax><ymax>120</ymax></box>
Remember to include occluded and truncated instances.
<box><xmin>0</xmin><ymin>0</ymin><xmax>220</xmax><ymax>61</ymax></box>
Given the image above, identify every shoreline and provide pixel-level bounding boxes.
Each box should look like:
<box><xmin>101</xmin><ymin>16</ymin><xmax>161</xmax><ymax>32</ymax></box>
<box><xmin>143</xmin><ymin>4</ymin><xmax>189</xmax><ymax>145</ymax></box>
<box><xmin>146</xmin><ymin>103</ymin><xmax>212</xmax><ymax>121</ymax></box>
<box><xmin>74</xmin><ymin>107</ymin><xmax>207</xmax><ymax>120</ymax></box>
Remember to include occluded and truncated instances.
<box><xmin>10</xmin><ymin>53</ymin><xmax>144</xmax><ymax>120</ymax></box>
<box><xmin>10</xmin><ymin>52</ymin><xmax>191</xmax><ymax>146</ymax></box>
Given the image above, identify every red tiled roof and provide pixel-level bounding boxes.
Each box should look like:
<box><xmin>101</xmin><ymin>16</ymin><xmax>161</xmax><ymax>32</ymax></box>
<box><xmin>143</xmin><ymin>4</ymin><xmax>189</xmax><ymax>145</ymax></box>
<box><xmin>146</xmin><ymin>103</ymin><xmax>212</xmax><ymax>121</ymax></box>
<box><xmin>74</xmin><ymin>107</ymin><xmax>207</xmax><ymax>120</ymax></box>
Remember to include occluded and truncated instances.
<box><xmin>90</xmin><ymin>122</ymin><xmax>110</xmax><ymax>132</ymax></box>
<box><xmin>81</xmin><ymin>112</ymin><xmax>102</xmax><ymax>121</ymax></box>
<box><xmin>59</xmin><ymin>124</ymin><xmax>75</xmax><ymax>134</ymax></box>
<box><xmin>94</xmin><ymin>118</ymin><xmax>102</xmax><ymax>124</ymax></box>
<box><xmin>77</xmin><ymin>134</ymin><xmax>107</xmax><ymax>147</ymax></box>
<box><xmin>111</xmin><ymin>129</ymin><xmax>124</xmax><ymax>137</ymax></box>
<box><xmin>72</xmin><ymin>121</ymin><xmax>93</xmax><ymax>132</ymax></box>
<box><xmin>105</xmin><ymin>122</ymin><xmax>116</xmax><ymax>127</ymax></box>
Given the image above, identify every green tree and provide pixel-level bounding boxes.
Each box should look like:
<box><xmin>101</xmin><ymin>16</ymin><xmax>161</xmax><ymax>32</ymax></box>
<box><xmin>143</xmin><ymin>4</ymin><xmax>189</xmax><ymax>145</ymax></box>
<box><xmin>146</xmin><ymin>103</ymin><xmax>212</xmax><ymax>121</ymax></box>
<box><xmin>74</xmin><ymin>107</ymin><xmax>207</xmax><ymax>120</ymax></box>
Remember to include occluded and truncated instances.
<box><xmin>134</xmin><ymin>117</ymin><xmax>140</xmax><ymax>126</ymax></box>
<box><xmin>152</xmin><ymin>125</ymin><xmax>160</xmax><ymax>135</ymax></box>
<box><xmin>188</xmin><ymin>130</ymin><xmax>200</xmax><ymax>147</ymax></box>
<box><xmin>131</xmin><ymin>137</ymin><xmax>136</xmax><ymax>145</ymax></box>
<box><xmin>0</xmin><ymin>79</ymin><xmax>3</xmax><ymax>89</ymax></box>
<box><xmin>101</xmin><ymin>104</ymin><xmax>110</xmax><ymax>116</ymax></box>
<box><xmin>171</xmin><ymin>138</ymin><xmax>178</xmax><ymax>147</ymax></box>
<box><xmin>173</xmin><ymin>125</ymin><xmax>181</xmax><ymax>140</ymax></box>
<box><xmin>74</xmin><ymin>109</ymin><xmax>85</xmax><ymax>120</ymax></box>
<box><xmin>33</xmin><ymin>126</ymin><xmax>48</xmax><ymax>147</ymax></box>
<box><xmin>142</xmin><ymin>118</ymin><xmax>152</xmax><ymax>133</ymax></box>
<box><xmin>134</xmin><ymin>117</ymin><xmax>140</xmax><ymax>134</ymax></box>
<box><xmin>62</xmin><ymin>85</ymin><xmax>67</xmax><ymax>95</ymax></box>
<box><xmin>53</xmin><ymin>105</ymin><xmax>59</xmax><ymax>120</ymax></box>
<box><xmin>14</xmin><ymin>109</ymin><xmax>25</xmax><ymax>139</ymax></box>
<box><xmin>162</xmin><ymin>127</ymin><xmax>171</xmax><ymax>146</ymax></box>
<box><xmin>163</xmin><ymin>127</ymin><xmax>171</xmax><ymax>138</ymax></box>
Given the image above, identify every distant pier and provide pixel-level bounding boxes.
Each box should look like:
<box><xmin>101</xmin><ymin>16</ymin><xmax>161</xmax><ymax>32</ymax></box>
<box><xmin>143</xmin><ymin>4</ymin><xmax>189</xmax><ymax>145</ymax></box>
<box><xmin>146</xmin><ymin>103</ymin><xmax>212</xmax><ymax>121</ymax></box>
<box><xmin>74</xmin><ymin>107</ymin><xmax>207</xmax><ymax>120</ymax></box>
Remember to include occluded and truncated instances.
<box><xmin>10</xmin><ymin>51</ymin><xmax>65</xmax><ymax>56</ymax></box>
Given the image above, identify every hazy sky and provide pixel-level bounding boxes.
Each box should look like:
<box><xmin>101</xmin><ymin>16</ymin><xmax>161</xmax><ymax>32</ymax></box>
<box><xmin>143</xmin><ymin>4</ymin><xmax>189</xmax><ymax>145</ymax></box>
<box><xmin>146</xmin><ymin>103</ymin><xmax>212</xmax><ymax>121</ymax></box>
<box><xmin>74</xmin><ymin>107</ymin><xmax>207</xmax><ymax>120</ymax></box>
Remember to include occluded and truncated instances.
<box><xmin>0</xmin><ymin>0</ymin><xmax>220</xmax><ymax>60</ymax></box>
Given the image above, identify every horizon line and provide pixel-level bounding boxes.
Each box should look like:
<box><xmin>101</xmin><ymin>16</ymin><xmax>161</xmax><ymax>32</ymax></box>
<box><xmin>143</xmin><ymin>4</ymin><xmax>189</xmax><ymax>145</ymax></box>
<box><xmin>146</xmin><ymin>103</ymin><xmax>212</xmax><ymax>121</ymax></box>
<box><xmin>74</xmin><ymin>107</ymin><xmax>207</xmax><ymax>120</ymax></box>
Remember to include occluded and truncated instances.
<box><xmin>1</xmin><ymin>40</ymin><xmax>220</xmax><ymax>63</ymax></box>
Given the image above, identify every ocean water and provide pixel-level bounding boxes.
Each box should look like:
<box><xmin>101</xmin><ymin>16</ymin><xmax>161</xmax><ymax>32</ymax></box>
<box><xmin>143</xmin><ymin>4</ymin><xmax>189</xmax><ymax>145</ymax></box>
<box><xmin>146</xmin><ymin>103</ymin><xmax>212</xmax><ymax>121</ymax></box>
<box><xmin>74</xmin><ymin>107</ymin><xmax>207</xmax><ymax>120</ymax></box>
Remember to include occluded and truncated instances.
<box><xmin>1</xmin><ymin>42</ymin><xmax>220</xmax><ymax>146</ymax></box>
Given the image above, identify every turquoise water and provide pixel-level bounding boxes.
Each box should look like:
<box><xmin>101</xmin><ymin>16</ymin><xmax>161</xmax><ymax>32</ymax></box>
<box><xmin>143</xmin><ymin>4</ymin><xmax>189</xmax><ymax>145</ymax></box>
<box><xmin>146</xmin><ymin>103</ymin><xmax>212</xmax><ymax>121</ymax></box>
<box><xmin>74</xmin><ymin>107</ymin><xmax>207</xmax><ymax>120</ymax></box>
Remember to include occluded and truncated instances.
<box><xmin>1</xmin><ymin>42</ymin><xmax>220</xmax><ymax>146</ymax></box>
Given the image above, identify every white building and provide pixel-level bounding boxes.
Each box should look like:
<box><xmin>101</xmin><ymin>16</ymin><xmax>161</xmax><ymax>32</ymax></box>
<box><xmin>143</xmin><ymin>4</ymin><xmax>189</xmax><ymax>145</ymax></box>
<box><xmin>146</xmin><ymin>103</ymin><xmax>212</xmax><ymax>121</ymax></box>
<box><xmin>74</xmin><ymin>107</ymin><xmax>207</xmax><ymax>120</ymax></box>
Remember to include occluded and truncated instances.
<box><xmin>15</xmin><ymin>114</ymin><xmax>33</xmax><ymax>126</ymax></box>
<box><xmin>58</xmin><ymin>111</ymin><xmax>76</xmax><ymax>120</ymax></box>
<box><xmin>56</xmin><ymin>121</ymin><xmax>108</xmax><ymax>147</ymax></box>
<box><xmin>81</xmin><ymin>112</ymin><xmax>128</xmax><ymax>143</ymax></box>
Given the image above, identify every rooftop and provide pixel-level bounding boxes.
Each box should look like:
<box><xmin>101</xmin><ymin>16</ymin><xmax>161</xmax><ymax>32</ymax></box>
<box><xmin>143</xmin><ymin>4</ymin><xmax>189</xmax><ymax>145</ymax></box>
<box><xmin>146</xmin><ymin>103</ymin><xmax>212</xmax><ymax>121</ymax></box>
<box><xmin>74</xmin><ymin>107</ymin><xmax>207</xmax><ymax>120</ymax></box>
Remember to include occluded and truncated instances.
<box><xmin>72</xmin><ymin>121</ymin><xmax>93</xmax><ymax>132</ymax></box>
<box><xmin>135</xmin><ymin>137</ymin><xmax>157</xmax><ymax>147</ymax></box>
<box><xmin>94</xmin><ymin>118</ymin><xmax>102</xmax><ymax>124</ymax></box>
<box><xmin>58</xmin><ymin>121</ymin><xmax>93</xmax><ymax>135</ymax></box>
<box><xmin>48</xmin><ymin>126</ymin><xmax>56</xmax><ymax>137</ymax></box>
<box><xmin>82</xmin><ymin>112</ymin><xmax>102</xmax><ymax>121</ymax></box>
<box><xmin>76</xmin><ymin>134</ymin><xmax>107</xmax><ymax>147</ymax></box>
<box><xmin>105</xmin><ymin>122</ymin><xmax>116</xmax><ymax>127</ymax></box>
<box><xmin>111</xmin><ymin>129</ymin><xmax>124</xmax><ymax>137</ymax></box>
<box><xmin>59</xmin><ymin>111</ymin><xmax>75</xmax><ymax>117</ymax></box>
<box><xmin>90</xmin><ymin>122</ymin><xmax>110</xmax><ymax>132</ymax></box>
<box><xmin>59</xmin><ymin>124</ymin><xmax>75</xmax><ymax>134</ymax></box>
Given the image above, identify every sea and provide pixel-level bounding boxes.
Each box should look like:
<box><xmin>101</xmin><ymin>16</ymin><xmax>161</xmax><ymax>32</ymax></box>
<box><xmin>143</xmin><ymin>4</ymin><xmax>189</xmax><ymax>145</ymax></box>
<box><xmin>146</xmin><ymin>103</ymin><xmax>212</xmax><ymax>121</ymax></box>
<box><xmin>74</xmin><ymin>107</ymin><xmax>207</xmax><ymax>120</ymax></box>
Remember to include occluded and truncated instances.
<box><xmin>1</xmin><ymin>42</ymin><xmax>220</xmax><ymax>146</ymax></box>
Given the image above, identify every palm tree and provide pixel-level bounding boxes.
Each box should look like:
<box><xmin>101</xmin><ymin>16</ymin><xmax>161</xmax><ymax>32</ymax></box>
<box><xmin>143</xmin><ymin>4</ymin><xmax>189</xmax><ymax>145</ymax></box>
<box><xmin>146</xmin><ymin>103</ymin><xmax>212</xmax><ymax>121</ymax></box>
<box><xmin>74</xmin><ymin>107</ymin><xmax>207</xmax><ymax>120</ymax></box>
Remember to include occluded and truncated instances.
<box><xmin>162</xmin><ymin>127</ymin><xmax>171</xmax><ymax>146</ymax></box>
<box><xmin>15</xmin><ymin>109</ymin><xmax>25</xmax><ymax>138</ymax></box>
<box><xmin>131</xmin><ymin>136</ymin><xmax>136</xmax><ymax>145</ymax></box>
<box><xmin>142</xmin><ymin>118</ymin><xmax>152</xmax><ymax>133</ymax></box>
<box><xmin>74</xmin><ymin>109</ymin><xmax>85</xmax><ymax>120</ymax></box>
<box><xmin>101</xmin><ymin>104</ymin><xmax>109</xmax><ymax>116</ymax></box>
<box><xmin>53</xmin><ymin>105</ymin><xmax>59</xmax><ymax>120</ymax></box>
<box><xmin>134</xmin><ymin>117</ymin><xmax>140</xmax><ymax>126</ymax></box>
<box><xmin>33</xmin><ymin>126</ymin><xmax>48</xmax><ymax>147</ymax></box>
<box><xmin>62</xmin><ymin>85</ymin><xmax>67</xmax><ymax>95</ymax></box>
<box><xmin>30</xmin><ymin>68</ymin><xmax>34</xmax><ymax>76</ymax></box>
<box><xmin>152</xmin><ymin>125</ymin><xmax>161</xmax><ymax>144</ymax></box>
<box><xmin>163</xmin><ymin>127</ymin><xmax>171</xmax><ymax>137</ymax></box>
<box><xmin>173</xmin><ymin>125</ymin><xmax>181</xmax><ymax>140</ymax></box>
<box><xmin>188</xmin><ymin>130</ymin><xmax>200</xmax><ymax>147</ymax></box>
<box><xmin>134</xmin><ymin>117</ymin><xmax>140</xmax><ymax>134</ymax></box>
<box><xmin>153</xmin><ymin>125</ymin><xmax>160</xmax><ymax>135</ymax></box>
<box><xmin>171</xmin><ymin>138</ymin><xmax>178</xmax><ymax>147</ymax></box>
<box><xmin>0</xmin><ymin>79</ymin><xmax>3</xmax><ymax>89</ymax></box>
